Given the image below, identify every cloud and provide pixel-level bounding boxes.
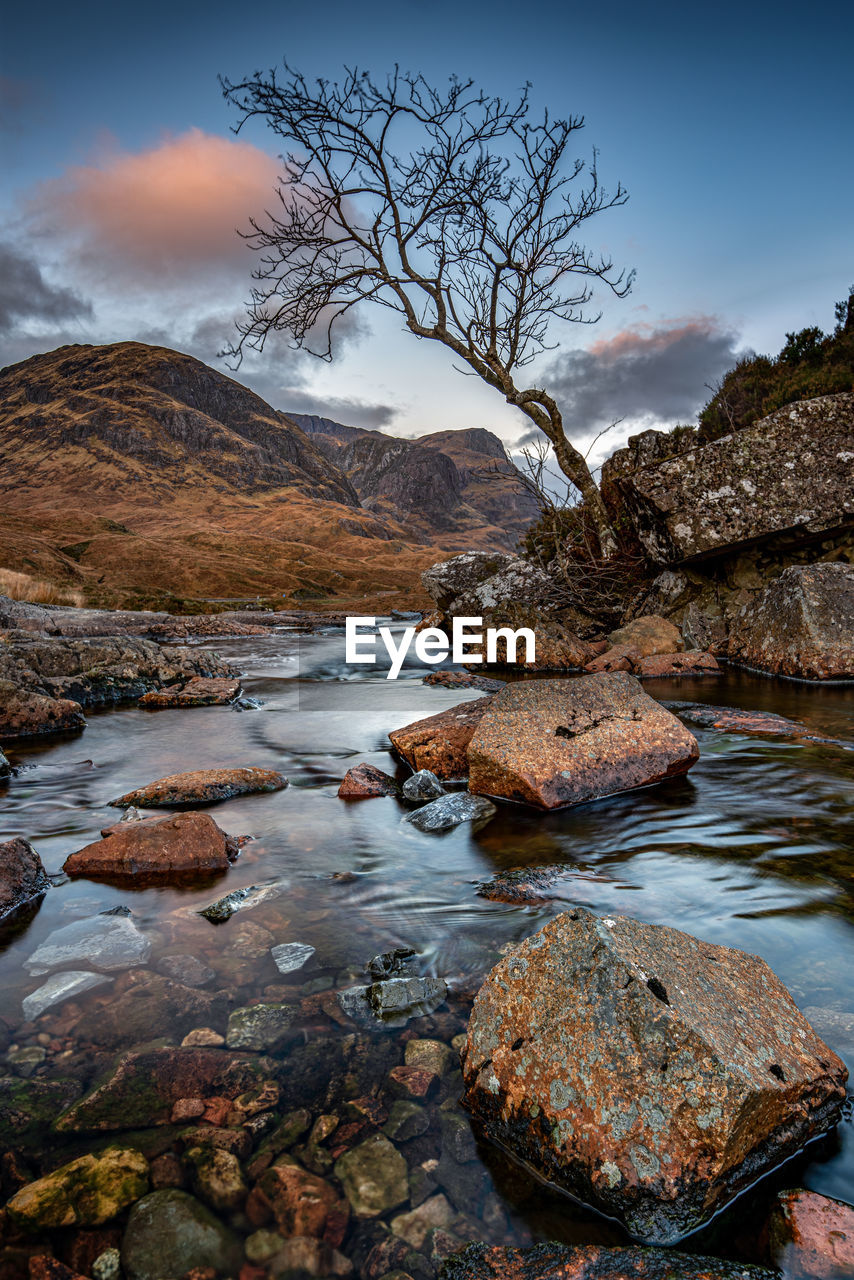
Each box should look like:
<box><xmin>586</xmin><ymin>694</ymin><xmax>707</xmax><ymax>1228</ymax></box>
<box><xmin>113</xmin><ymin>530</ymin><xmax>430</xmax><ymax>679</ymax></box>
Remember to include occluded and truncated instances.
<box><xmin>25</xmin><ymin>128</ymin><xmax>280</xmax><ymax>286</ymax></box>
<box><xmin>277</xmin><ymin>390</ymin><xmax>398</xmax><ymax>430</ymax></box>
<box><xmin>541</xmin><ymin>316</ymin><xmax>745</xmax><ymax>436</ymax></box>
<box><xmin>0</xmin><ymin>242</ymin><xmax>93</xmax><ymax>335</ymax></box>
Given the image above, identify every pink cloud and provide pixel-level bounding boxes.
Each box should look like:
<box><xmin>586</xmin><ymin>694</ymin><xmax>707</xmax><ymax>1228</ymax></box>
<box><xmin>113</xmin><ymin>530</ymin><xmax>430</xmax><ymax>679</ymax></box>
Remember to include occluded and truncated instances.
<box><xmin>588</xmin><ymin>317</ymin><xmax>723</xmax><ymax>362</ymax></box>
<box><xmin>27</xmin><ymin>128</ymin><xmax>280</xmax><ymax>281</ymax></box>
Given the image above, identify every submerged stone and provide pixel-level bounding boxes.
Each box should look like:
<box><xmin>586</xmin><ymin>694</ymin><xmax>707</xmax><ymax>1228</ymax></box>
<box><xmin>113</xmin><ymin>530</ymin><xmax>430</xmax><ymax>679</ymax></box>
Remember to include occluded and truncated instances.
<box><xmin>462</xmin><ymin>909</ymin><xmax>847</xmax><ymax>1244</ymax></box>
<box><xmin>271</xmin><ymin>941</ymin><xmax>316</xmax><ymax>974</ymax></box>
<box><xmin>24</xmin><ymin>912</ymin><xmax>151</xmax><ymax>975</ymax></box>
<box><xmin>198</xmin><ymin>881</ymin><xmax>281</xmax><ymax>922</ymax></box>
<box><xmin>403</xmin><ymin>793</ymin><xmax>496</xmax><ymax>833</ymax></box>
<box><xmin>368</xmin><ymin>975</ymin><xmax>447</xmax><ymax>1021</ymax></box>
<box><xmin>22</xmin><ymin>970</ymin><xmax>111</xmax><ymax>1020</ymax></box>
<box><xmin>226</xmin><ymin>1002</ymin><xmax>297</xmax><ymax>1050</ymax></box>
<box><xmin>438</xmin><ymin>1242</ymin><xmax>776</xmax><ymax>1279</ymax></box>
<box><xmin>334</xmin><ymin>1133</ymin><xmax>409</xmax><ymax>1217</ymax></box>
<box><xmin>7</xmin><ymin>1147</ymin><xmax>149</xmax><ymax>1229</ymax></box>
<box><xmin>120</xmin><ymin>1189</ymin><xmax>243</xmax><ymax>1280</ymax></box>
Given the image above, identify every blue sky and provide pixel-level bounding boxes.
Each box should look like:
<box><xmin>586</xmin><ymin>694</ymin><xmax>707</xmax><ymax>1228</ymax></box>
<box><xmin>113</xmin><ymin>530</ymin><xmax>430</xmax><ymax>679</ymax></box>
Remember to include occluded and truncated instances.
<box><xmin>2</xmin><ymin>0</ymin><xmax>852</xmax><ymax>466</ymax></box>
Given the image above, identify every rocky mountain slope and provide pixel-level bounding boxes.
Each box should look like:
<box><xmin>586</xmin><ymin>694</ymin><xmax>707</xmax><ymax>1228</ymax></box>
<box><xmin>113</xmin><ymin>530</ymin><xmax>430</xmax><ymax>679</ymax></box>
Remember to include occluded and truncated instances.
<box><xmin>0</xmin><ymin>343</ymin><xmax>536</xmax><ymax>609</ymax></box>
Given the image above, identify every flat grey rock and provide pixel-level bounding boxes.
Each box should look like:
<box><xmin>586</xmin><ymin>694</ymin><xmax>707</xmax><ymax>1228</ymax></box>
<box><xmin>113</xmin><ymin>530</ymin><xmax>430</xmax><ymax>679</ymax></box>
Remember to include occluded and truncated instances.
<box><xmin>403</xmin><ymin>793</ymin><xmax>496</xmax><ymax>833</ymax></box>
<box><xmin>22</xmin><ymin>970</ymin><xmax>111</xmax><ymax>1020</ymax></box>
<box><xmin>24</xmin><ymin>912</ymin><xmax>151</xmax><ymax>975</ymax></box>
<box><xmin>271</xmin><ymin>942</ymin><xmax>316</xmax><ymax>974</ymax></box>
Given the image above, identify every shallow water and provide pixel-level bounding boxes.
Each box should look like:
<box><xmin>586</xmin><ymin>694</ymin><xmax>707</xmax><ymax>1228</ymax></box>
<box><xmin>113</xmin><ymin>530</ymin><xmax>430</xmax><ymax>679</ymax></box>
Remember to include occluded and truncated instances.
<box><xmin>1</xmin><ymin>624</ymin><xmax>853</xmax><ymax>1269</ymax></box>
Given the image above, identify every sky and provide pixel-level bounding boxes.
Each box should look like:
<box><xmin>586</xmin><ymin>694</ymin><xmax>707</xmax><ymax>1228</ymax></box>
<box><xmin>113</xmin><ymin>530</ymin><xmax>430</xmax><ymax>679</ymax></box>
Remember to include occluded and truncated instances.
<box><xmin>2</xmin><ymin>0</ymin><xmax>853</xmax><ymax>473</ymax></box>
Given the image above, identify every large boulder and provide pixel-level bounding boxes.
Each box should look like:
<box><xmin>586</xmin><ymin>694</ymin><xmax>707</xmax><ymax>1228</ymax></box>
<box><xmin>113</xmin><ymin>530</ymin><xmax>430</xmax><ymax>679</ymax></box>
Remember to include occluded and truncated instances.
<box><xmin>606</xmin><ymin>615</ymin><xmax>682</xmax><ymax>657</ymax></box>
<box><xmin>462</xmin><ymin>909</ymin><xmax>848</xmax><ymax>1244</ymax></box>
<box><xmin>0</xmin><ymin>837</ymin><xmax>51</xmax><ymax>921</ymax></box>
<box><xmin>601</xmin><ymin>392</ymin><xmax>854</xmax><ymax>564</ymax></box>
<box><xmin>63</xmin><ymin>811</ymin><xmax>241</xmax><ymax>882</ymax></box>
<box><xmin>467</xmin><ymin>673</ymin><xmax>699</xmax><ymax>809</ymax></box>
<box><xmin>422</xmin><ymin>552</ymin><xmax>555</xmax><ymax>618</ymax></box>
<box><xmin>439</xmin><ymin>1243</ymin><xmax>776</xmax><ymax>1279</ymax></box>
<box><xmin>7</xmin><ymin>1147</ymin><xmax>149</xmax><ymax>1230</ymax></box>
<box><xmin>728</xmin><ymin>562</ymin><xmax>854</xmax><ymax>679</ymax></box>
<box><xmin>389</xmin><ymin>697</ymin><xmax>492</xmax><ymax>779</ymax></box>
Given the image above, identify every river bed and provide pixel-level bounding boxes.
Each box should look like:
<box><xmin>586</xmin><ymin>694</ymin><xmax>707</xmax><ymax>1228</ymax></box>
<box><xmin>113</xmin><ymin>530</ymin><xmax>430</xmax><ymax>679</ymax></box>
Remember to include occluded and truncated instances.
<box><xmin>1</xmin><ymin>622</ymin><xmax>853</xmax><ymax>1272</ymax></box>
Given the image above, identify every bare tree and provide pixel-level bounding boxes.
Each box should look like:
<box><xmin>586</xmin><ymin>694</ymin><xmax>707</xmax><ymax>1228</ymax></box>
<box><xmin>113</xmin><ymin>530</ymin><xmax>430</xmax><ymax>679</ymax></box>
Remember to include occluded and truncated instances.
<box><xmin>221</xmin><ymin>65</ymin><xmax>634</xmax><ymax>553</ymax></box>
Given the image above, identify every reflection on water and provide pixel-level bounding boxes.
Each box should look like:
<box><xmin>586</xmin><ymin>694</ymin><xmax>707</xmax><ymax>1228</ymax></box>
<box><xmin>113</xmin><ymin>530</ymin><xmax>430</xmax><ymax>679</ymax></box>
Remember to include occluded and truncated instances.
<box><xmin>1</xmin><ymin>624</ymin><xmax>852</xmax><ymax>1266</ymax></box>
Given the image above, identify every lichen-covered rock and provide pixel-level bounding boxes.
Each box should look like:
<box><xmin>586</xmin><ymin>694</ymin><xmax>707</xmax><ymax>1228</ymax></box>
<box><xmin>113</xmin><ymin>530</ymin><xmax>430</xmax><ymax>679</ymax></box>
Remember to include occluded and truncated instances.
<box><xmin>728</xmin><ymin>562</ymin><xmax>854</xmax><ymax>679</ymax></box>
<box><xmin>421</xmin><ymin>552</ymin><xmax>516</xmax><ymax>614</ymax></box>
<box><xmin>0</xmin><ymin>680</ymin><xmax>86</xmax><ymax>738</ymax></box>
<box><xmin>389</xmin><ymin>698</ymin><xmax>492</xmax><ymax>779</ymax></box>
<box><xmin>601</xmin><ymin>392</ymin><xmax>854</xmax><ymax>564</ymax></box>
<box><xmin>111</xmin><ymin>765</ymin><xmax>287</xmax><ymax>807</ymax></box>
<box><xmin>137</xmin><ymin>676</ymin><xmax>241</xmax><ymax>707</ymax></box>
<box><xmin>467</xmin><ymin>674</ymin><xmax>699</xmax><ymax>809</ymax></box>
<box><xmin>439</xmin><ymin>1242</ymin><xmax>776</xmax><ymax>1279</ymax></box>
<box><xmin>0</xmin><ymin>837</ymin><xmax>51</xmax><ymax>921</ymax></box>
<box><xmin>334</xmin><ymin>1133</ymin><xmax>409</xmax><ymax>1217</ymax></box>
<box><xmin>462</xmin><ymin>909</ymin><xmax>848</xmax><ymax>1244</ymax></box>
<box><xmin>7</xmin><ymin>1147</ymin><xmax>149</xmax><ymax>1229</ymax></box>
<box><xmin>337</xmin><ymin>763</ymin><xmax>401</xmax><ymax>798</ymax></box>
<box><xmin>183</xmin><ymin>1144</ymin><xmax>248</xmax><ymax>1212</ymax></box>
<box><xmin>120</xmin><ymin>1188</ymin><xmax>243</xmax><ymax>1280</ymax></box>
<box><xmin>767</xmin><ymin>1188</ymin><xmax>854</xmax><ymax>1279</ymax></box>
<box><xmin>607</xmin><ymin>616</ymin><xmax>683</xmax><ymax>656</ymax></box>
<box><xmin>63</xmin><ymin>811</ymin><xmax>241</xmax><ymax>882</ymax></box>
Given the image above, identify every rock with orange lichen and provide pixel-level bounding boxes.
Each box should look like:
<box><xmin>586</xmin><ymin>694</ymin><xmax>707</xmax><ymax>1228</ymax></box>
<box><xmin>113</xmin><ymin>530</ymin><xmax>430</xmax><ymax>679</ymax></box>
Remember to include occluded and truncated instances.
<box><xmin>389</xmin><ymin>698</ymin><xmax>492</xmax><ymax>780</ymax></box>
<box><xmin>768</xmin><ymin>1188</ymin><xmax>854</xmax><ymax>1279</ymax></box>
<box><xmin>462</xmin><ymin>909</ymin><xmax>848</xmax><ymax>1244</ymax></box>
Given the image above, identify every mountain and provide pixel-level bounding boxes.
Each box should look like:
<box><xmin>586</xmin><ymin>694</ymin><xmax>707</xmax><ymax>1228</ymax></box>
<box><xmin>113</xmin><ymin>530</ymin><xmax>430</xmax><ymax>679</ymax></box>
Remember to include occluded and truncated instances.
<box><xmin>0</xmin><ymin>342</ymin><xmax>538</xmax><ymax>610</ymax></box>
<box><xmin>291</xmin><ymin>416</ymin><xmax>539</xmax><ymax>545</ymax></box>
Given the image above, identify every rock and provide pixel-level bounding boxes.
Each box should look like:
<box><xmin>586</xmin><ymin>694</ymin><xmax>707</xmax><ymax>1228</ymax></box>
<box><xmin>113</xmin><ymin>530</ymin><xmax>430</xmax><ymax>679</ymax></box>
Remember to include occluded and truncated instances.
<box><xmin>476</xmin><ymin>866</ymin><xmax>564</xmax><ymax>904</ymax></box>
<box><xmin>768</xmin><ymin>1188</ymin><xmax>854</xmax><ymax>1279</ymax></box>
<box><xmin>367</xmin><ymin>947</ymin><xmax>417</xmax><ymax>979</ymax></box>
<box><xmin>467</xmin><ymin>674</ymin><xmax>699</xmax><ymax>810</ymax></box>
<box><xmin>184</xmin><ymin>1145</ymin><xmax>248</xmax><ymax>1212</ymax></box>
<box><xmin>22</xmin><ymin>970</ymin><xmax>111</xmax><ymax>1021</ymax></box>
<box><xmin>389</xmin><ymin>699</ymin><xmax>492</xmax><ymax>780</ymax></box>
<box><xmin>7</xmin><ymin>1148</ymin><xmax>149</xmax><ymax>1229</ymax></box>
<box><xmin>120</xmin><ymin>1189</ymin><xmax>243</xmax><ymax>1280</ymax></box>
<box><xmin>405</xmin><ymin>1039</ymin><xmax>454</xmax><ymax>1076</ymax></box>
<box><xmin>0</xmin><ymin>745</ymin><xmax>11</xmax><ymax>776</ymax></box>
<box><xmin>226</xmin><ymin>1003</ymin><xmax>297</xmax><ymax>1050</ymax></box>
<box><xmin>0</xmin><ymin>1076</ymin><xmax>83</xmax><ymax>1144</ymax></box>
<box><xmin>267</xmin><ymin>1237</ymin><xmax>353</xmax><ymax>1278</ymax></box>
<box><xmin>63</xmin><ymin>812</ymin><xmax>242</xmax><ymax>882</ymax></box>
<box><xmin>111</xmin><ymin>766</ymin><xmax>288</xmax><ymax>807</ymax></box>
<box><xmin>601</xmin><ymin>392</ymin><xmax>854</xmax><ymax>565</ymax></box>
<box><xmin>368</xmin><ymin>977</ymin><xmax>448</xmax><ymax>1021</ymax></box>
<box><xmin>728</xmin><ymin>562</ymin><xmax>854</xmax><ymax>680</ymax></box>
<box><xmin>138</xmin><ymin>676</ymin><xmax>241</xmax><ymax>707</ymax></box>
<box><xmin>422</xmin><ymin>553</ymin><xmax>554</xmax><ymax>619</ymax></box>
<box><xmin>7</xmin><ymin>1045</ymin><xmax>46</xmax><ymax>1077</ymax></box>
<box><xmin>0</xmin><ymin>682</ymin><xmax>86</xmax><ymax>738</ymax></box>
<box><xmin>402</xmin><ymin>770</ymin><xmax>446</xmax><ymax>802</ymax></box>
<box><xmin>0</xmin><ymin>838</ymin><xmax>51</xmax><ymax>921</ymax></box>
<box><xmin>338</xmin><ymin>764</ymin><xmax>401</xmax><ymax>798</ymax></box>
<box><xmin>383</xmin><ymin>1100</ymin><xmax>430</xmax><ymax>1143</ymax></box>
<box><xmin>582</xmin><ymin>645</ymin><xmax>639</xmax><ymax>674</ymax></box>
<box><xmin>181</xmin><ymin>1027</ymin><xmax>225</xmax><ymax>1047</ymax></box>
<box><xmin>91</xmin><ymin>1249</ymin><xmax>122</xmax><ymax>1280</ymax></box>
<box><xmin>334</xmin><ymin>1133</ymin><xmax>409</xmax><ymax>1217</ymax></box>
<box><xmin>197</xmin><ymin>882</ymin><xmax>281</xmax><ymax>922</ymax></box>
<box><xmin>607</xmin><ymin>616</ymin><xmax>683</xmax><ymax>656</ymax></box>
<box><xmin>462</xmin><ymin>909</ymin><xmax>848</xmax><ymax>1244</ymax></box>
<box><xmin>54</xmin><ymin>1047</ymin><xmax>271</xmax><ymax>1131</ymax></box>
<box><xmin>392</xmin><ymin>1194</ymin><xmax>455</xmax><ymax>1249</ymax></box>
<box><xmin>26</xmin><ymin>1259</ymin><xmax>90</xmax><ymax>1280</ymax></box>
<box><xmin>386</xmin><ymin>1066</ymin><xmax>439</xmax><ymax>1101</ymax></box>
<box><xmin>438</xmin><ymin>1242</ymin><xmax>776</xmax><ymax>1279</ymax></box>
<box><xmin>73</xmin><ymin>972</ymin><xmax>227</xmax><ymax>1050</ymax></box>
<box><xmin>251</xmin><ymin>1163</ymin><xmax>348</xmax><ymax>1240</ymax></box>
<box><xmin>24</xmin><ymin>912</ymin><xmax>151</xmax><ymax>974</ymax></box>
<box><xmin>634</xmin><ymin>650</ymin><xmax>721</xmax><ymax>678</ymax></box>
<box><xmin>403</xmin><ymin>793</ymin><xmax>496</xmax><ymax>833</ymax></box>
<box><xmin>271</xmin><ymin>942</ymin><xmax>316</xmax><ymax>974</ymax></box>
<box><xmin>669</xmin><ymin>703</ymin><xmax>837</xmax><ymax>743</ymax></box>
<box><xmin>424</xmin><ymin>672</ymin><xmax>505</xmax><ymax>692</ymax></box>
<box><xmin>156</xmin><ymin>954</ymin><xmax>215</xmax><ymax>987</ymax></box>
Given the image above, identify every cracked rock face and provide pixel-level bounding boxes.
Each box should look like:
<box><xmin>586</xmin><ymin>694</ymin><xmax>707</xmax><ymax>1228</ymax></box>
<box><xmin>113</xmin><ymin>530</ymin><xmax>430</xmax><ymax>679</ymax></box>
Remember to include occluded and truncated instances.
<box><xmin>461</xmin><ymin>909</ymin><xmax>848</xmax><ymax>1245</ymax></box>
<box><xmin>467</xmin><ymin>673</ymin><xmax>699</xmax><ymax>809</ymax></box>
<box><xmin>728</xmin><ymin>561</ymin><xmax>854</xmax><ymax>679</ymax></box>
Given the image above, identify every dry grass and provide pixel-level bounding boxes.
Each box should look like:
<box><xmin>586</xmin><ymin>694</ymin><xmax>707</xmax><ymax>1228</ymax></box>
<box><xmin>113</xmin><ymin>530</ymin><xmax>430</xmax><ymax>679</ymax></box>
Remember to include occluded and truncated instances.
<box><xmin>0</xmin><ymin>568</ymin><xmax>86</xmax><ymax>608</ymax></box>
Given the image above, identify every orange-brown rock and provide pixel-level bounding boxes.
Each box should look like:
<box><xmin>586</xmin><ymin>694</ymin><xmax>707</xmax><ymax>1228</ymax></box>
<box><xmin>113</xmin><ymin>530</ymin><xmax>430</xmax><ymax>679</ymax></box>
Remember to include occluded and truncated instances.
<box><xmin>467</xmin><ymin>673</ymin><xmax>699</xmax><ymax>809</ymax></box>
<box><xmin>670</xmin><ymin>703</ymin><xmax>837</xmax><ymax>744</ymax></box>
<box><xmin>607</xmin><ymin>615</ymin><xmax>683</xmax><ymax>657</ymax></box>
<box><xmin>583</xmin><ymin>644</ymin><xmax>639</xmax><ymax>674</ymax></box>
<box><xmin>438</xmin><ymin>1242</ymin><xmax>776</xmax><ymax>1279</ymax></box>
<box><xmin>389</xmin><ymin>698</ymin><xmax>492</xmax><ymax>780</ymax></box>
<box><xmin>138</xmin><ymin>677</ymin><xmax>241</xmax><ymax>708</ymax></box>
<box><xmin>0</xmin><ymin>683</ymin><xmax>86</xmax><ymax>738</ymax></box>
<box><xmin>634</xmin><ymin>650</ymin><xmax>720</xmax><ymax>678</ymax></box>
<box><xmin>462</xmin><ymin>909</ymin><xmax>848</xmax><ymax>1244</ymax></box>
<box><xmin>249</xmin><ymin>1164</ymin><xmax>348</xmax><ymax>1244</ymax></box>
<box><xmin>768</xmin><ymin>1188</ymin><xmax>854</xmax><ymax>1278</ymax></box>
<box><xmin>28</xmin><ymin>1259</ymin><xmax>89</xmax><ymax>1280</ymax></box>
<box><xmin>337</xmin><ymin>764</ymin><xmax>400</xmax><ymax>798</ymax></box>
<box><xmin>423</xmin><ymin>671</ymin><xmax>504</xmax><ymax>692</ymax></box>
<box><xmin>110</xmin><ymin>766</ymin><xmax>287</xmax><ymax>807</ymax></box>
<box><xmin>62</xmin><ymin>812</ymin><xmax>240</xmax><ymax>882</ymax></box>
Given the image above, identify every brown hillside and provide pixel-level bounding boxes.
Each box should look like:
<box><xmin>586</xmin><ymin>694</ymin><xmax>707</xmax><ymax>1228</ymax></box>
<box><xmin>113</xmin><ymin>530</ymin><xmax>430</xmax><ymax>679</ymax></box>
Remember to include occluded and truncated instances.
<box><xmin>0</xmin><ymin>342</ymin><xmax>532</xmax><ymax>611</ymax></box>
